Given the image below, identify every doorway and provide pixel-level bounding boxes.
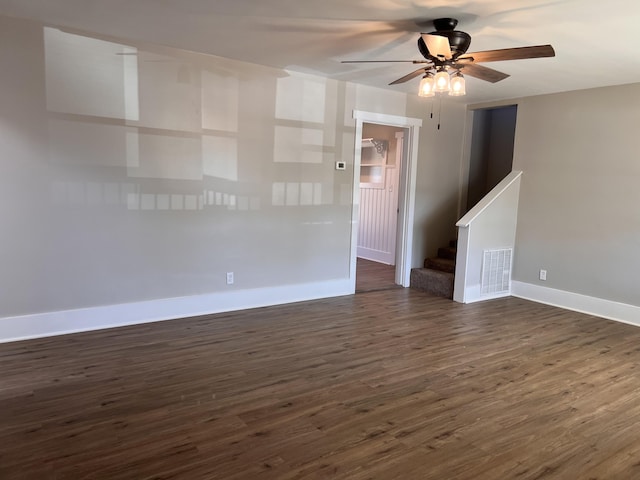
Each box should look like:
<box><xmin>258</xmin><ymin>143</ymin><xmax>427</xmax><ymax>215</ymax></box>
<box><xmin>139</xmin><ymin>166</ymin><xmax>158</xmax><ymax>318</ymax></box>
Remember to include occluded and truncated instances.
<box><xmin>350</xmin><ymin>110</ymin><xmax>423</xmax><ymax>293</ymax></box>
<box><xmin>355</xmin><ymin>123</ymin><xmax>405</xmax><ymax>292</ymax></box>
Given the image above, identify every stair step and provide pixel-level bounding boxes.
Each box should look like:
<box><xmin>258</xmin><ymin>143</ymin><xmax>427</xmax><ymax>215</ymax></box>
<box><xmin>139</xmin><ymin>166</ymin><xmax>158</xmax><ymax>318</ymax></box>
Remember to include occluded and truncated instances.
<box><xmin>424</xmin><ymin>257</ymin><xmax>455</xmax><ymax>274</ymax></box>
<box><xmin>437</xmin><ymin>246</ymin><xmax>457</xmax><ymax>261</ymax></box>
<box><xmin>410</xmin><ymin>268</ymin><xmax>454</xmax><ymax>299</ymax></box>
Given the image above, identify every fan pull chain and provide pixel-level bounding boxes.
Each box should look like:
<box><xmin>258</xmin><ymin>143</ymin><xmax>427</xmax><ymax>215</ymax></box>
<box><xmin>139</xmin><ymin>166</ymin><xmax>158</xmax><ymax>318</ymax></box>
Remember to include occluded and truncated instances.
<box><xmin>437</xmin><ymin>97</ymin><xmax>442</xmax><ymax>130</ymax></box>
<box><xmin>430</xmin><ymin>99</ymin><xmax>434</xmax><ymax>119</ymax></box>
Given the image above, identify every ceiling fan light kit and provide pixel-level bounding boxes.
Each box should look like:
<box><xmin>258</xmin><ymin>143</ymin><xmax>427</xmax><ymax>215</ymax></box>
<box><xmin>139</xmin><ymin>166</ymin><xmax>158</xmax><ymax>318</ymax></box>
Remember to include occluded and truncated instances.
<box><xmin>418</xmin><ymin>73</ymin><xmax>435</xmax><ymax>97</ymax></box>
<box><xmin>342</xmin><ymin>17</ymin><xmax>555</xmax><ymax>99</ymax></box>
<box><xmin>449</xmin><ymin>72</ymin><xmax>466</xmax><ymax>96</ymax></box>
<box><xmin>434</xmin><ymin>69</ymin><xmax>451</xmax><ymax>93</ymax></box>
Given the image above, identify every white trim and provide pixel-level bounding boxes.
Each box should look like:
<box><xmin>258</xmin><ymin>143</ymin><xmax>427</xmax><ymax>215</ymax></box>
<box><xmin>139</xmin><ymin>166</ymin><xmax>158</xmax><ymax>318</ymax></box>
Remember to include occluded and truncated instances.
<box><xmin>462</xmin><ymin>285</ymin><xmax>511</xmax><ymax>303</ymax></box>
<box><xmin>456</xmin><ymin>171</ymin><xmax>522</xmax><ymax>228</ymax></box>
<box><xmin>512</xmin><ymin>281</ymin><xmax>640</xmax><ymax>327</ymax></box>
<box><xmin>0</xmin><ymin>279</ymin><xmax>352</xmax><ymax>343</ymax></box>
<box><xmin>351</xmin><ymin>110</ymin><xmax>422</xmax><ymax>289</ymax></box>
<box><xmin>356</xmin><ymin>246</ymin><xmax>394</xmax><ymax>265</ymax></box>
<box><xmin>352</xmin><ymin>110</ymin><xmax>423</xmax><ymax>128</ymax></box>
<box><xmin>393</xmin><ymin>130</ymin><xmax>405</xmax><ymax>283</ymax></box>
<box><xmin>453</xmin><ymin>226</ymin><xmax>470</xmax><ymax>303</ymax></box>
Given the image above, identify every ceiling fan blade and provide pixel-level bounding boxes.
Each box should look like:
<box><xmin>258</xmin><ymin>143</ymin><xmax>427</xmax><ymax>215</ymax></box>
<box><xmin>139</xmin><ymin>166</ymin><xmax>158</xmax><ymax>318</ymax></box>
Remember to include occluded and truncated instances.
<box><xmin>459</xmin><ymin>63</ymin><xmax>510</xmax><ymax>83</ymax></box>
<box><xmin>341</xmin><ymin>60</ymin><xmax>429</xmax><ymax>64</ymax></box>
<box><xmin>422</xmin><ymin>34</ymin><xmax>452</xmax><ymax>59</ymax></box>
<box><xmin>460</xmin><ymin>45</ymin><xmax>555</xmax><ymax>63</ymax></box>
<box><xmin>389</xmin><ymin>67</ymin><xmax>429</xmax><ymax>85</ymax></box>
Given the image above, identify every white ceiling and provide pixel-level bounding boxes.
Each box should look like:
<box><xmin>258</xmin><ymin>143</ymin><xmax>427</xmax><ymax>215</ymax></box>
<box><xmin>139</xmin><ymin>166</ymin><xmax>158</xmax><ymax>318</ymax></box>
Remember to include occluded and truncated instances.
<box><xmin>1</xmin><ymin>0</ymin><xmax>640</xmax><ymax>104</ymax></box>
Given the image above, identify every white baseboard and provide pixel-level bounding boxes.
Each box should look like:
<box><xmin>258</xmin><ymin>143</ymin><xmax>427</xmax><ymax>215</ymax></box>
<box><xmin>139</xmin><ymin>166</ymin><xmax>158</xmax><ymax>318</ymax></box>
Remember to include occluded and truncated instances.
<box><xmin>0</xmin><ymin>279</ymin><xmax>353</xmax><ymax>343</ymax></box>
<box><xmin>356</xmin><ymin>247</ymin><xmax>394</xmax><ymax>265</ymax></box>
<box><xmin>511</xmin><ymin>281</ymin><xmax>640</xmax><ymax>327</ymax></box>
<box><xmin>455</xmin><ymin>282</ymin><xmax>512</xmax><ymax>304</ymax></box>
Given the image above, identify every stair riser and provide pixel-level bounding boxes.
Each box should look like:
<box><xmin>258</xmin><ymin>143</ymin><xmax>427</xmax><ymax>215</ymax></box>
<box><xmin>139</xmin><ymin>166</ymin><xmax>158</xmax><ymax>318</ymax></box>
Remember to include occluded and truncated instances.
<box><xmin>437</xmin><ymin>247</ymin><xmax>457</xmax><ymax>261</ymax></box>
<box><xmin>414</xmin><ymin>239</ymin><xmax>457</xmax><ymax>299</ymax></box>
<box><xmin>424</xmin><ymin>258</ymin><xmax>455</xmax><ymax>274</ymax></box>
<box><xmin>410</xmin><ymin>268</ymin><xmax>454</xmax><ymax>299</ymax></box>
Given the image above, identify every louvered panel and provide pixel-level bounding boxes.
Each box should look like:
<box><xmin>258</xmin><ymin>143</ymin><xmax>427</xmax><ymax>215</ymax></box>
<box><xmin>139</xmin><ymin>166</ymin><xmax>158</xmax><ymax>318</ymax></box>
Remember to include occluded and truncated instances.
<box><xmin>481</xmin><ymin>248</ymin><xmax>512</xmax><ymax>295</ymax></box>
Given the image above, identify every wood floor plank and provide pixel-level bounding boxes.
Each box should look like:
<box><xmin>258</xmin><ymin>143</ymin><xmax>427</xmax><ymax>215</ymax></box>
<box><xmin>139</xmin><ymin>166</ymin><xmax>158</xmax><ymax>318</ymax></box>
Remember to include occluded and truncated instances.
<box><xmin>2</xmin><ymin>290</ymin><xmax>640</xmax><ymax>479</ymax></box>
<box><xmin>355</xmin><ymin>258</ymin><xmax>398</xmax><ymax>293</ymax></box>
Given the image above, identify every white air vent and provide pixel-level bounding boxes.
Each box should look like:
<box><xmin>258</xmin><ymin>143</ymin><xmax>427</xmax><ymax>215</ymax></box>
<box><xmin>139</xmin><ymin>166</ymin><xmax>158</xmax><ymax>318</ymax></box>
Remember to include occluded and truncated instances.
<box><xmin>481</xmin><ymin>248</ymin><xmax>512</xmax><ymax>295</ymax></box>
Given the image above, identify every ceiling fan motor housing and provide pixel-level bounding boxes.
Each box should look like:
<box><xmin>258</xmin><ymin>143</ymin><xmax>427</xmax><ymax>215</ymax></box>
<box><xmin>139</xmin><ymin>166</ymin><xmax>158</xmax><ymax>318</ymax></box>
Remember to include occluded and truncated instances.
<box><xmin>418</xmin><ymin>18</ymin><xmax>472</xmax><ymax>60</ymax></box>
<box><xmin>432</xmin><ymin>17</ymin><xmax>459</xmax><ymax>31</ymax></box>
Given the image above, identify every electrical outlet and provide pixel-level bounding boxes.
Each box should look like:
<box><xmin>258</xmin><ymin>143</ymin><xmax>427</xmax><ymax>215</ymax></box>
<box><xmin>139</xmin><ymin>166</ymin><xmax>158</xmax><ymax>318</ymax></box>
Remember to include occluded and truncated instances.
<box><xmin>226</xmin><ymin>272</ymin><xmax>234</xmax><ymax>285</ymax></box>
<box><xmin>539</xmin><ymin>269</ymin><xmax>547</xmax><ymax>281</ymax></box>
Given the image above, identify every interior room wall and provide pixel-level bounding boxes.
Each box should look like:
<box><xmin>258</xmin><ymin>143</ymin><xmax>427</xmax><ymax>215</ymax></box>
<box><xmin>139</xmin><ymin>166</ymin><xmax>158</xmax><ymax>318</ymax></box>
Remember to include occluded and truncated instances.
<box><xmin>408</xmin><ymin>99</ymin><xmax>467</xmax><ymax>264</ymax></box>
<box><xmin>512</xmin><ymin>82</ymin><xmax>640</xmax><ymax>307</ymax></box>
<box><xmin>0</xmin><ymin>14</ymin><xmax>467</xmax><ymax>335</ymax></box>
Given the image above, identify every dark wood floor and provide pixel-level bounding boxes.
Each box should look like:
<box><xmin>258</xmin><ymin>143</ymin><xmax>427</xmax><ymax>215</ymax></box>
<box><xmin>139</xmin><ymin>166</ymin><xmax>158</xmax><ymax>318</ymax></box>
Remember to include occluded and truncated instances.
<box><xmin>355</xmin><ymin>257</ymin><xmax>399</xmax><ymax>293</ymax></box>
<box><xmin>2</xmin><ymin>289</ymin><xmax>640</xmax><ymax>479</ymax></box>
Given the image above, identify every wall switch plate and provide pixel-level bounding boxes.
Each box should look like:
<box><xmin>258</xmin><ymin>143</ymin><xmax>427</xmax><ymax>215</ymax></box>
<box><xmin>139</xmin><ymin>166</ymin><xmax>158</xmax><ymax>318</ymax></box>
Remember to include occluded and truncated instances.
<box><xmin>226</xmin><ymin>272</ymin><xmax>234</xmax><ymax>285</ymax></box>
<box><xmin>539</xmin><ymin>269</ymin><xmax>547</xmax><ymax>281</ymax></box>
<box><xmin>335</xmin><ymin>161</ymin><xmax>346</xmax><ymax>170</ymax></box>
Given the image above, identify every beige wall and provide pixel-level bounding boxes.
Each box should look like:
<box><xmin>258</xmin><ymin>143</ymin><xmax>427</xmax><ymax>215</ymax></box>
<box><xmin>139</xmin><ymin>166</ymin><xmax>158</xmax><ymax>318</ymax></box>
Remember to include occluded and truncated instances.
<box><xmin>0</xmin><ymin>14</ymin><xmax>466</xmax><ymax>322</ymax></box>
<box><xmin>512</xmin><ymin>83</ymin><xmax>640</xmax><ymax>306</ymax></box>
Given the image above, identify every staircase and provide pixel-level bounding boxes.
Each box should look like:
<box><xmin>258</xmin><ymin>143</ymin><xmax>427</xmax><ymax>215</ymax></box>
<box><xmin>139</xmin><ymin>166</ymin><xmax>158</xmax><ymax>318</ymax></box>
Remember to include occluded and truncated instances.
<box><xmin>410</xmin><ymin>240</ymin><xmax>456</xmax><ymax>299</ymax></box>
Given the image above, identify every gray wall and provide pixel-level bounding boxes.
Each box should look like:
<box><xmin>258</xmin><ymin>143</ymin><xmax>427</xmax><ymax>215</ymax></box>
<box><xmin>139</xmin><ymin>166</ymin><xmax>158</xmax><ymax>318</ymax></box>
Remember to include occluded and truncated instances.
<box><xmin>408</xmin><ymin>100</ymin><xmax>466</xmax><ymax>261</ymax></box>
<box><xmin>512</xmin><ymin>83</ymin><xmax>640</xmax><ymax>306</ymax></box>
<box><xmin>0</xmin><ymin>14</ymin><xmax>466</xmax><ymax>321</ymax></box>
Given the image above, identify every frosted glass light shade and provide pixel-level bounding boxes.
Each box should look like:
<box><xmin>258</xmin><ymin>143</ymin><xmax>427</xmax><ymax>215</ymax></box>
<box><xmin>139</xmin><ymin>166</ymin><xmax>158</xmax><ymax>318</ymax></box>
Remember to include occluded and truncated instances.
<box><xmin>418</xmin><ymin>75</ymin><xmax>435</xmax><ymax>97</ymax></box>
<box><xmin>449</xmin><ymin>73</ymin><xmax>466</xmax><ymax>96</ymax></box>
<box><xmin>434</xmin><ymin>70</ymin><xmax>450</xmax><ymax>92</ymax></box>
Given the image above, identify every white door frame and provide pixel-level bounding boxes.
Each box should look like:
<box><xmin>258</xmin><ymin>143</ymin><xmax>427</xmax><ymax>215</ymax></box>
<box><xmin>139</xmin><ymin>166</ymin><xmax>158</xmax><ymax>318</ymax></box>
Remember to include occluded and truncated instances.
<box><xmin>350</xmin><ymin>110</ymin><xmax>423</xmax><ymax>290</ymax></box>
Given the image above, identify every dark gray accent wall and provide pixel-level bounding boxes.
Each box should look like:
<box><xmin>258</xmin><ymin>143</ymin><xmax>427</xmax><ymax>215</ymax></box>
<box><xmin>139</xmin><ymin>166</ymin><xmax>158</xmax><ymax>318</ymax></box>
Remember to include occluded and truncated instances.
<box><xmin>466</xmin><ymin>105</ymin><xmax>517</xmax><ymax>212</ymax></box>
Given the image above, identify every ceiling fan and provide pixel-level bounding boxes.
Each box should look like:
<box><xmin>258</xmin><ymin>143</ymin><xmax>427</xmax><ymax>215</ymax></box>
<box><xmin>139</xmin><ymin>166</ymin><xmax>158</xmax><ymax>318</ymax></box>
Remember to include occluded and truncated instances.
<box><xmin>343</xmin><ymin>18</ymin><xmax>555</xmax><ymax>96</ymax></box>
